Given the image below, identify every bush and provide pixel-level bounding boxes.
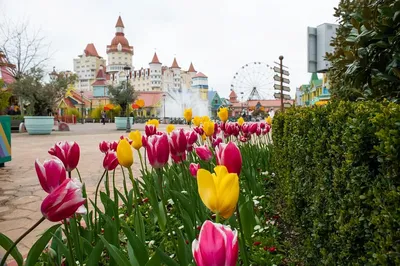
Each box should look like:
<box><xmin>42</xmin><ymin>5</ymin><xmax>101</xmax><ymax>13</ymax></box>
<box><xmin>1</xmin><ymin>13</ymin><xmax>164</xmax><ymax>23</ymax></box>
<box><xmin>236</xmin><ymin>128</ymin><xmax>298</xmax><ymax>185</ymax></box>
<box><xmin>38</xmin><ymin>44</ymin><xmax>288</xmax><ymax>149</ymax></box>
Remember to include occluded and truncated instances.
<box><xmin>271</xmin><ymin>101</ymin><xmax>400</xmax><ymax>265</ymax></box>
<box><xmin>91</xmin><ymin>106</ymin><xmax>103</xmax><ymax>120</ymax></box>
<box><xmin>66</xmin><ymin>108</ymin><xmax>81</xmax><ymax>118</ymax></box>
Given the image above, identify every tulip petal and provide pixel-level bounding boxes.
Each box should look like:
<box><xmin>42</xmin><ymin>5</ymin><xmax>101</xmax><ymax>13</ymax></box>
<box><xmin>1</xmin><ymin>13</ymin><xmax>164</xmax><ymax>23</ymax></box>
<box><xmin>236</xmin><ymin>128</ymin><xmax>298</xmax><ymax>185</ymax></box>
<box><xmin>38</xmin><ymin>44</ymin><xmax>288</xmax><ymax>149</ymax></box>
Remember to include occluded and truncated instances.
<box><xmin>198</xmin><ymin>221</ymin><xmax>226</xmax><ymax>265</ymax></box>
<box><xmin>215</xmin><ymin>171</ymin><xmax>239</xmax><ymax>219</ymax></box>
<box><xmin>197</xmin><ymin>169</ymin><xmax>218</xmax><ymax>213</ymax></box>
<box><xmin>116</xmin><ymin>139</ymin><xmax>133</xmax><ymax>168</ymax></box>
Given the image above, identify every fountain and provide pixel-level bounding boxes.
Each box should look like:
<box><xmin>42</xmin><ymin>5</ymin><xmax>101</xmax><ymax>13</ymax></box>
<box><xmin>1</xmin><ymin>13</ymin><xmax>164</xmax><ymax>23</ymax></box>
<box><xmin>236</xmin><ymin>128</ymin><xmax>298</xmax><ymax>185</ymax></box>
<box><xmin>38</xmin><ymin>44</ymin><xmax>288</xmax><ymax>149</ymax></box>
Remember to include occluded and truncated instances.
<box><xmin>162</xmin><ymin>87</ymin><xmax>209</xmax><ymax>118</ymax></box>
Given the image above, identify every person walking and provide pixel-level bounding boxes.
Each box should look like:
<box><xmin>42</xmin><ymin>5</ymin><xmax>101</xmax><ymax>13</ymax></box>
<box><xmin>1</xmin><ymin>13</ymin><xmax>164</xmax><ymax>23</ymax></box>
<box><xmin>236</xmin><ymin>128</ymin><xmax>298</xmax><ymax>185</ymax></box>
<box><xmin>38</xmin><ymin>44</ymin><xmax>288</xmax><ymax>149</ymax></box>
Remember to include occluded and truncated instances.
<box><xmin>101</xmin><ymin>111</ymin><xmax>106</xmax><ymax>125</ymax></box>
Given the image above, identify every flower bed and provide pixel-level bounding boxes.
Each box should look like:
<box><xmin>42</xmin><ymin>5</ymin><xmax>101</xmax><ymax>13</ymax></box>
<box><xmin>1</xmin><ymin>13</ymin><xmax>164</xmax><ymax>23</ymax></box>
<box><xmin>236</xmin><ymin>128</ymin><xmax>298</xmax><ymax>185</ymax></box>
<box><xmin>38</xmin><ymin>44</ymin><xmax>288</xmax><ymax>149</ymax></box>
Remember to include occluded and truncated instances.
<box><xmin>0</xmin><ymin>112</ymin><xmax>283</xmax><ymax>266</ymax></box>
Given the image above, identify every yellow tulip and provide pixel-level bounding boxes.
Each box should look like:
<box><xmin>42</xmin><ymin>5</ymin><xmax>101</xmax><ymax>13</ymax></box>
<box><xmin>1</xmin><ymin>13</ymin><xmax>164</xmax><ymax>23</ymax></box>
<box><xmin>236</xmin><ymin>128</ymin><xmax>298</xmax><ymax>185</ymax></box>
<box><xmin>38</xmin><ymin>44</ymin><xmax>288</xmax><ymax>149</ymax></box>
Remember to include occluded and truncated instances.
<box><xmin>266</xmin><ymin>116</ymin><xmax>272</xmax><ymax>125</ymax></box>
<box><xmin>166</xmin><ymin>124</ymin><xmax>175</xmax><ymax>134</ymax></box>
<box><xmin>202</xmin><ymin>116</ymin><xmax>210</xmax><ymax>123</ymax></box>
<box><xmin>237</xmin><ymin>117</ymin><xmax>244</xmax><ymax>126</ymax></box>
<box><xmin>197</xmin><ymin>166</ymin><xmax>239</xmax><ymax>219</ymax></box>
<box><xmin>135</xmin><ymin>99</ymin><xmax>145</xmax><ymax>108</ymax></box>
<box><xmin>116</xmin><ymin>139</ymin><xmax>133</xmax><ymax>168</ymax></box>
<box><xmin>201</xmin><ymin>133</ymin><xmax>206</xmax><ymax>141</ymax></box>
<box><xmin>183</xmin><ymin>108</ymin><xmax>192</xmax><ymax>123</ymax></box>
<box><xmin>203</xmin><ymin>121</ymin><xmax>215</xmax><ymax>136</ymax></box>
<box><xmin>146</xmin><ymin>119</ymin><xmax>159</xmax><ymax>128</ymax></box>
<box><xmin>129</xmin><ymin>130</ymin><xmax>142</xmax><ymax>150</ymax></box>
<box><xmin>218</xmin><ymin>107</ymin><xmax>229</xmax><ymax>122</ymax></box>
<box><xmin>192</xmin><ymin>116</ymin><xmax>202</xmax><ymax>127</ymax></box>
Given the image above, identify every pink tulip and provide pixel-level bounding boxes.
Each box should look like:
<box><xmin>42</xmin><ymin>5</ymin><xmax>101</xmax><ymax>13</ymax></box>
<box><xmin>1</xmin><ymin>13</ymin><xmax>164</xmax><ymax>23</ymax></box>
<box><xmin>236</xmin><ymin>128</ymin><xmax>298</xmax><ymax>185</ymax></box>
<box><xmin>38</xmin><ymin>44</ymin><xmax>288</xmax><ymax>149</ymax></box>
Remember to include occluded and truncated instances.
<box><xmin>103</xmin><ymin>151</ymin><xmax>119</xmax><ymax>171</ymax></box>
<box><xmin>239</xmin><ymin>135</ymin><xmax>249</xmax><ymax>142</ymax></box>
<box><xmin>260</xmin><ymin>122</ymin><xmax>266</xmax><ymax>129</ymax></box>
<box><xmin>212</xmin><ymin>137</ymin><xmax>223</xmax><ymax>148</ymax></box>
<box><xmin>35</xmin><ymin>158</ymin><xmax>67</xmax><ymax>194</ymax></box>
<box><xmin>249</xmin><ymin>123</ymin><xmax>258</xmax><ymax>134</ymax></box>
<box><xmin>141</xmin><ymin>136</ymin><xmax>148</xmax><ymax>147</ymax></box>
<box><xmin>192</xmin><ymin>220</ymin><xmax>238</xmax><ymax>266</ymax></box>
<box><xmin>145</xmin><ymin>124</ymin><xmax>157</xmax><ymax>136</ymax></box>
<box><xmin>48</xmin><ymin>141</ymin><xmax>80</xmax><ymax>172</ymax></box>
<box><xmin>109</xmin><ymin>141</ymin><xmax>118</xmax><ymax>151</ymax></box>
<box><xmin>195</xmin><ymin>145</ymin><xmax>213</xmax><ymax>162</ymax></box>
<box><xmin>169</xmin><ymin>129</ymin><xmax>187</xmax><ymax>157</ymax></box>
<box><xmin>186</xmin><ymin>130</ymin><xmax>198</xmax><ymax>149</ymax></box>
<box><xmin>220</xmin><ymin>122</ymin><xmax>226</xmax><ymax>131</ymax></box>
<box><xmin>242</xmin><ymin>123</ymin><xmax>250</xmax><ymax>134</ymax></box>
<box><xmin>233</xmin><ymin>124</ymin><xmax>240</xmax><ymax>137</ymax></box>
<box><xmin>99</xmin><ymin>141</ymin><xmax>110</xmax><ymax>153</ymax></box>
<box><xmin>193</xmin><ymin>127</ymin><xmax>204</xmax><ymax>136</ymax></box>
<box><xmin>120</xmin><ymin>135</ymin><xmax>132</xmax><ymax>145</ymax></box>
<box><xmin>146</xmin><ymin>133</ymin><xmax>170</xmax><ymax>168</ymax></box>
<box><xmin>256</xmin><ymin>126</ymin><xmax>261</xmax><ymax>136</ymax></box>
<box><xmin>216</xmin><ymin>142</ymin><xmax>242</xmax><ymax>175</ymax></box>
<box><xmin>189</xmin><ymin>163</ymin><xmax>200</xmax><ymax>177</ymax></box>
<box><xmin>171</xmin><ymin>152</ymin><xmax>186</xmax><ymax>164</ymax></box>
<box><xmin>41</xmin><ymin>178</ymin><xmax>86</xmax><ymax>222</ymax></box>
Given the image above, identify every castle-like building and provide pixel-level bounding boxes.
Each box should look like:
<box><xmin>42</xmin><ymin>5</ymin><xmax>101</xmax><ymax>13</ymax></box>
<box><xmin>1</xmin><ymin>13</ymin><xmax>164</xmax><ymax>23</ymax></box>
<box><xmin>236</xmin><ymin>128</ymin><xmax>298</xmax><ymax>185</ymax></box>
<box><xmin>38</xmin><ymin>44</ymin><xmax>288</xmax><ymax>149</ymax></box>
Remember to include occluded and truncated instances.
<box><xmin>73</xmin><ymin>16</ymin><xmax>209</xmax><ymax>105</ymax></box>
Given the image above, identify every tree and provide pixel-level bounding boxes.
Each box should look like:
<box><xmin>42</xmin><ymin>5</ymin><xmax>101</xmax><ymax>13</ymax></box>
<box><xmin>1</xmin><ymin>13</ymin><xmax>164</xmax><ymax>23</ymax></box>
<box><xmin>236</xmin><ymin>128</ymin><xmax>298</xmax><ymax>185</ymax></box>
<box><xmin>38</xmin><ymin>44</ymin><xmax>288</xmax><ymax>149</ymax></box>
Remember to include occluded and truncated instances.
<box><xmin>0</xmin><ymin>79</ymin><xmax>11</xmax><ymax>114</ymax></box>
<box><xmin>11</xmin><ymin>68</ymin><xmax>77</xmax><ymax>116</ymax></box>
<box><xmin>327</xmin><ymin>0</ymin><xmax>400</xmax><ymax>101</ymax></box>
<box><xmin>0</xmin><ymin>20</ymin><xmax>50</xmax><ymax>79</ymax></box>
<box><xmin>108</xmin><ymin>82</ymin><xmax>137</xmax><ymax>117</ymax></box>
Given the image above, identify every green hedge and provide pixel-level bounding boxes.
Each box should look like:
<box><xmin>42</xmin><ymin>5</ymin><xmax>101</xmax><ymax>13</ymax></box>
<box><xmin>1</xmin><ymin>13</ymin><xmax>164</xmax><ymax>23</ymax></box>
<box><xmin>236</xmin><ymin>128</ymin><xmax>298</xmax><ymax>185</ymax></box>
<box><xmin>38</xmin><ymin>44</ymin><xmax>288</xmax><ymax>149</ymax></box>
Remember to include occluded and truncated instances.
<box><xmin>271</xmin><ymin>101</ymin><xmax>400</xmax><ymax>265</ymax></box>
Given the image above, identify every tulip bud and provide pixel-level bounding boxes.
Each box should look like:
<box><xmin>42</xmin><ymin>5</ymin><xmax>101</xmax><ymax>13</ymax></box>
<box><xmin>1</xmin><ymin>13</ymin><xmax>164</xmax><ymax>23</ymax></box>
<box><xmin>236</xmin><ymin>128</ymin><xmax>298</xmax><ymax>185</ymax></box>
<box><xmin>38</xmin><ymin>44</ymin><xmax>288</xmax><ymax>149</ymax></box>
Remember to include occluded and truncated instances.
<box><xmin>146</xmin><ymin>133</ymin><xmax>169</xmax><ymax>169</ymax></box>
<box><xmin>249</xmin><ymin>123</ymin><xmax>258</xmax><ymax>134</ymax></box>
<box><xmin>260</xmin><ymin>122</ymin><xmax>266</xmax><ymax>129</ymax></box>
<box><xmin>49</xmin><ymin>141</ymin><xmax>80</xmax><ymax>172</ymax></box>
<box><xmin>216</xmin><ymin>142</ymin><xmax>242</xmax><ymax>175</ymax></box>
<box><xmin>212</xmin><ymin>137</ymin><xmax>223</xmax><ymax>148</ymax></box>
<box><xmin>35</xmin><ymin>158</ymin><xmax>67</xmax><ymax>193</ymax></box>
<box><xmin>103</xmin><ymin>151</ymin><xmax>119</xmax><ymax>171</ymax></box>
<box><xmin>41</xmin><ymin>178</ymin><xmax>86</xmax><ymax>222</ymax></box>
<box><xmin>256</xmin><ymin>126</ymin><xmax>261</xmax><ymax>136</ymax></box>
<box><xmin>189</xmin><ymin>163</ymin><xmax>200</xmax><ymax>177</ymax></box>
<box><xmin>193</xmin><ymin>127</ymin><xmax>204</xmax><ymax>136</ymax></box>
<box><xmin>186</xmin><ymin>130</ymin><xmax>198</xmax><ymax>151</ymax></box>
<box><xmin>99</xmin><ymin>141</ymin><xmax>110</xmax><ymax>153</ymax></box>
<box><xmin>171</xmin><ymin>152</ymin><xmax>186</xmax><ymax>164</ymax></box>
<box><xmin>145</xmin><ymin>124</ymin><xmax>157</xmax><ymax>137</ymax></box>
<box><xmin>116</xmin><ymin>139</ymin><xmax>134</xmax><ymax>168</ymax></box>
<box><xmin>109</xmin><ymin>141</ymin><xmax>118</xmax><ymax>151</ymax></box>
<box><xmin>203</xmin><ymin>121</ymin><xmax>215</xmax><ymax>137</ymax></box>
<box><xmin>169</xmin><ymin>129</ymin><xmax>187</xmax><ymax>157</ymax></box>
<box><xmin>192</xmin><ymin>220</ymin><xmax>238</xmax><ymax>266</ymax></box>
<box><xmin>129</xmin><ymin>130</ymin><xmax>143</xmax><ymax>150</ymax></box>
<box><xmin>195</xmin><ymin>145</ymin><xmax>213</xmax><ymax>162</ymax></box>
<box><xmin>242</xmin><ymin>123</ymin><xmax>250</xmax><ymax>134</ymax></box>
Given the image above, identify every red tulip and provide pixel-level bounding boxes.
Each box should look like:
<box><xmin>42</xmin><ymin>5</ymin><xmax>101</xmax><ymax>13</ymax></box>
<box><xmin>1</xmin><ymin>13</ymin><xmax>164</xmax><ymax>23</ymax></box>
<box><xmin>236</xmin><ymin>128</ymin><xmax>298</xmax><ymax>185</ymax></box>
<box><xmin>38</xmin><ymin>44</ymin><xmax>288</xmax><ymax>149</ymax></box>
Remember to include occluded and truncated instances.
<box><xmin>145</xmin><ymin>124</ymin><xmax>157</xmax><ymax>136</ymax></box>
<box><xmin>195</xmin><ymin>145</ymin><xmax>213</xmax><ymax>162</ymax></box>
<box><xmin>192</xmin><ymin>220</ymin><xmax>238</xmax><ymax>266</ymax></box>
<box><xmin>99</xmin><ymin>141</ymin><xmax>110</xmax><ymax>153</ymax></box>
<box><xmin>189</xmin><ymin>163</ymin><xmax>200</xmax><ymax>177</ymax></box>
<box><xmin>171</xmin><ymin>152</ymin><xmax>186</xmax><ymax>164</ymax></box>
<box><xmin>256</xmin><ymin>126</ymin><xmax>261</xmax><ymax>136</ymax></box>
<box><xmin>103</xmin><ymin>151</ymin><xmax>119</xmax><ymax>171</ymax></box>
<box><xmin>186</xmin><ymin>130</ymin><xmax>198</xmax><ymax>151</ymax></box>
<box><xmin>169</xmin><ymin>129</ymin><xmax>187</xmax><ymax>157</ymax></box>
<box><xmin>35</xmin><ymin>158</ymin><xmax>67</xmax><ymax>194</ymax></box>
<box><xmin>260</xmin><ymin>122</ymin><xmax>266</xmax><ymax>129</ymax></box>
<box><xmin>212</xmin><ymin>137</ymin><xmax>223</xmax><ymax>148</ymax></box>
<box><xmin>239</xmin><ymin>135</ymin><xmax>249</xmax><ymax>142</ymax></box>
<box><xmin>193</xmin><ymin>127</ymin><xmax>204</xmax><ymax>136</ymax></box>
<box><xmin>109</xmin><ymin>141</ymin><xmax>118</xmax><ymax>151</ymax></box>
<box><xmin>41</xmin><ymin>178</ymin><xmax>86</xmax><ymax>222</ymax></box>
<box><xmin>249</xmin><ymin>123</ymin><xmax>258</xmax><ymax>134</ymax></box>
<box><xmin>146</xmin><ymin>133</ymin><xmax>170</xmax><ymax>168</ymax></box>
<box><xmin>216</xmin><ymin>142</ymin><xmax>242</xmax><ymax>175</ymax></box>
<box><xmin>48</xmin><ymin>141</ymin><xmax>80</xmax><ymax>172</ymax></box>
<box><xmin>242</xmin><ymin>123</ymin><xmax>250</xmax><ymax>134</ymax></box>
<box><xmin>141</xmin><ymin>135</ymin><xmax>148</xmax><ymax>147</ymax></box>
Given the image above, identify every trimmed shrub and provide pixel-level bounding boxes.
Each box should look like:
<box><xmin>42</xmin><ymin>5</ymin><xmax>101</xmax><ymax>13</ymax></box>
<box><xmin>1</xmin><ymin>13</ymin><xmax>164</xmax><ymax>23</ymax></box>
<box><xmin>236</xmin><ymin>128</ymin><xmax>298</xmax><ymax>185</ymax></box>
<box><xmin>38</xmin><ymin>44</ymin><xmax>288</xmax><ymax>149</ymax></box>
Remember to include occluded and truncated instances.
<box><xmin>272</xmin><ymin>101</ymin><xmax>400</xmax><ymax>265</ymax></box>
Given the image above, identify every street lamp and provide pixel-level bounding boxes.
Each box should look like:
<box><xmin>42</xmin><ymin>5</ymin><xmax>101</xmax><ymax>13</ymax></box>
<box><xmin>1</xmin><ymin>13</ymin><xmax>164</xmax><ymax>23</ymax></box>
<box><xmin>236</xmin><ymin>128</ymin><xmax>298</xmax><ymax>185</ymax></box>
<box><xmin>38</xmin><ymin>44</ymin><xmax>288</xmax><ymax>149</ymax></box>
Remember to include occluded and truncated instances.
<box><xmin>49</xmin><ymin>66</ymin><xmax>58</xmax><ymax>81</ymax></box>
<box><xmin>80</xmin><ymin>90</ymin><xmax>84</xmax><ymax>124</ymax></box>
<box><xmin>162</xmin><ymin>93</ymin><xmax>166</xmax><ymax>124</ymax></box>
<box><xmin>124</xmin><ymin>65</ymin><xmax>132</xmax><ymax>133</ymax></box>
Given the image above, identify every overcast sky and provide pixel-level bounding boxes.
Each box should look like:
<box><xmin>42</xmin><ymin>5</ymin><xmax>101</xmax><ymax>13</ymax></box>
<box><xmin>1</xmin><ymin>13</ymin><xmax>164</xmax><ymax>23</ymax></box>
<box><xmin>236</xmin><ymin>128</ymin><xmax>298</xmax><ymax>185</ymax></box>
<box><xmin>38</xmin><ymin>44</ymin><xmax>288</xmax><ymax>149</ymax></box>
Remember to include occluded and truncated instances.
<box><xmin>1</xmin><ymin>0</ymin><xmax>339</xmax><ymax>98</ymax></box>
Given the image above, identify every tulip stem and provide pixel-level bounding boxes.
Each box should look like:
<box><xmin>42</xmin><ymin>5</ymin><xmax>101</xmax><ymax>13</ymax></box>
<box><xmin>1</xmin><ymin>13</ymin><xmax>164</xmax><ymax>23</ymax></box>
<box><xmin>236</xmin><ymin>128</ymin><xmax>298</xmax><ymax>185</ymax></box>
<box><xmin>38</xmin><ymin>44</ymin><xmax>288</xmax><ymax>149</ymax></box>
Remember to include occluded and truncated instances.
<box><xmin>137</xmin><ymin>150</ymin><xmax>145</xmax><ymax>173</ymax></box>
<box><xmin>215</xmin><ymin>212</ymin><xmax>220</xmax><ymax>223</ymax></box>
<box><xmin>63</xmin><ymin>219</ymin><xmax>75</xmax><ymax>264</ymax></box>
<box><xmin>94</xmin><ymin>170</ymin><xmax>107</xmax><ymax>239</ymax></box>
<box><xmin>236</xmin><ymin>205</ymin><xmax>250</xmax><ymax>266</ymax></box>
<box><xmin>105</xmin><ymin>171</ymin><xmax>110</xmax><ymax>196</ymax></box>
<box><xmin>0</xmin><ymin>216</ymin><xmax>46</xmax><ymax>266</ymax></box>
<box><xmin>68</xmin><ymin>171</ymin><xmax>72</xmax><ymax>179</ymax></box>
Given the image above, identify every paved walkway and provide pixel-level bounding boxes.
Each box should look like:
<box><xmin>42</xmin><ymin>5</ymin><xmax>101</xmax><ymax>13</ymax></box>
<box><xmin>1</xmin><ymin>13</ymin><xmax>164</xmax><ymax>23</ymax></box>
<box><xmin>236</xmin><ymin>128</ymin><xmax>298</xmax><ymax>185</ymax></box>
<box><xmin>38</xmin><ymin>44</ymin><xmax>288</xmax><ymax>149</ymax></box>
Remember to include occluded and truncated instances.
<box><xmin>0</xmin><ymin>122</ymin><xmax>179</xmax><ymax>259</ymax></box>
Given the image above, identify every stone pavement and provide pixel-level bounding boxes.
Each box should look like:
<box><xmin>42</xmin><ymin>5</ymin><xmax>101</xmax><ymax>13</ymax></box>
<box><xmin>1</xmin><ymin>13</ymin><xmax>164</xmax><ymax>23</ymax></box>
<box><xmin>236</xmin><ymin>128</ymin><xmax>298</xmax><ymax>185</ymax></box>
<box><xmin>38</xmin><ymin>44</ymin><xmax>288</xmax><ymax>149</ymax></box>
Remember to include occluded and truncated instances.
<box><xmin>0</xmin><ymin>122</ymin><xmax>180</xmax><ymax>260</ymax></box>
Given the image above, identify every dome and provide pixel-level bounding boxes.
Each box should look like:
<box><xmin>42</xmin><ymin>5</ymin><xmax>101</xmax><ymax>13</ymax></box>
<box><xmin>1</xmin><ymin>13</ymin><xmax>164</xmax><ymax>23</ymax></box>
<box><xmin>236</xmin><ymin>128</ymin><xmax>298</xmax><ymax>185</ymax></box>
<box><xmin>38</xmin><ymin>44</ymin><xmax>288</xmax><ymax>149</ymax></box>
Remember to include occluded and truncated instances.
<box><xmin>110</xmin><ymin>34</ymin><xmax>130</xmax><ymax>47</ymax></box>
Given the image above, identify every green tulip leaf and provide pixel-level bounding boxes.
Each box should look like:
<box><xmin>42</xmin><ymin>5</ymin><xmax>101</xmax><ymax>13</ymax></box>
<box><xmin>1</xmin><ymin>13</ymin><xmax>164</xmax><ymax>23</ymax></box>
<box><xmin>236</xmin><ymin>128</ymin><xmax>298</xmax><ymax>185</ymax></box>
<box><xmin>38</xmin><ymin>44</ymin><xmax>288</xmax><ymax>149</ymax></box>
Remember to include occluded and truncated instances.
<box><xmin>99</xmin><ymin>235</ymin><xmax>131</xmax><ymax>266</ymax></box>
<box><xmin>0</xmin><ymin>233</ymin><xmax>24</xmax><ymax>266</ymax></box>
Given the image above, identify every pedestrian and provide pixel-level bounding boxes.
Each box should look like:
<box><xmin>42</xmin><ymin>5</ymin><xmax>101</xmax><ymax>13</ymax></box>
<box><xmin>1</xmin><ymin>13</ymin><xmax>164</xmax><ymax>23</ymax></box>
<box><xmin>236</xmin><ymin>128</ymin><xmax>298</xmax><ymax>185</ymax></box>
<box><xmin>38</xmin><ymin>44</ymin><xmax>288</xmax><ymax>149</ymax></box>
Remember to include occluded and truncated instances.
<box><xmin>101</xmin><ymin>111</ymin><xmax>106</xmax><ymax>125</ymax></box>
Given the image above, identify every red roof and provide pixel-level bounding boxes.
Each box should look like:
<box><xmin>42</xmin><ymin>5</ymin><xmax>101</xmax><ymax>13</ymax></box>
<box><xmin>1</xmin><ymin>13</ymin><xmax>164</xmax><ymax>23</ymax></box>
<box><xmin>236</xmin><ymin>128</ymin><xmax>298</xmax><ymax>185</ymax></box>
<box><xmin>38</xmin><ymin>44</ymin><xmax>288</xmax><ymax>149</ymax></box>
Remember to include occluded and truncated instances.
<box><xmin>137</xmin><ymin>92</ymin><xmax>162</xmax><ymax>107</ymax></box>
<box><xmin>63</xmin><ymin>98</ymin><xmax>75</xmax><ymax>108</ymax></box>
<box><xmin>195</xmin><ymin>72</ymin><xmax>207</xmax><ymax>78</ymax></box>
<box><xmin>0</xmin><ymin>52</ymin><xmax>15</xmax><ymax>84</ymax></box>
<box><xmin>188</xmin><ymin>62</ymin><xmax>196</xmax><ymax>72</ymax></box>
<box><xmin>115</xmin><ymin>16</ymin><xmax>124</xmax><ymax>28</ymax></box>
<box><xmin>229</xmin><ymin>90</ymin><xmax>237</xmax><ymax>98</ymax></box>
<box><xmin>247</xmin><ymin>100</ymin><xmax>294</xmax><ymax>108</ymax></box>
<box><xmin>84</xmin><ymin>43</ymin><xmax>100</xmax><ymax>57</ymax></box>
<box><xmin>150</xmin><ymin>52</ymin><xmax>161</xmax><ymax>64</ymax></box>
<box><xmin>95</xmin><ymin>67</ymin><xmax>106</xmax><ymax>79</ymax></box>
<box><xmin>171</xmin><ymin>57</ymin><xmax>180</xmax><ymax>68</ymax></box>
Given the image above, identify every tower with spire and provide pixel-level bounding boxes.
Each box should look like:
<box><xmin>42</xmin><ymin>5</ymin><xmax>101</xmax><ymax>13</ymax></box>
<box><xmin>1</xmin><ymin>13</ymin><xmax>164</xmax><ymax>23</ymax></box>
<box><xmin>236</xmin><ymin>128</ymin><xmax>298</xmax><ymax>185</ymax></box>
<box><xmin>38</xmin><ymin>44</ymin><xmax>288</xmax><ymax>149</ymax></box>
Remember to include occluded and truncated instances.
<box><xmin>149</xmin><ymin>52</ymin><xmax>162</xmax><ymax>90</ymax></box>
<box><xmin>106</xmin><ymin>16</ymin><xmax>134</xmax><ymax>74</ymax></box>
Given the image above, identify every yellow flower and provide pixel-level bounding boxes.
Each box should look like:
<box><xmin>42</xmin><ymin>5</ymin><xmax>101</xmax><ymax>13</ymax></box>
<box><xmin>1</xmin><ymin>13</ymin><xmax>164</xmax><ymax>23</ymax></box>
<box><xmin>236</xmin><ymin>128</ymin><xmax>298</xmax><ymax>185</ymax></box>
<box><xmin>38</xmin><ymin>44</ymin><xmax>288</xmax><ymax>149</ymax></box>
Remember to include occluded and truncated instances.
<box><xmin>183</xmin><ymin>108</ymin><xmax>192</xmax><ymax>123</ymax></box>
<box><xmin>203</xmin><ymin>121</ymin><xmax>215</xmax><ymax>136</ymax></box>
<box><xmin>166</xmin><ymin>124</ymin><xmax>175</xmax><ymax>134</ymax></box>
<box><xmin>266</xmin><ymin>116</ymin><xmax>272</xmax><ymax>125</ymax></box>
<box><xmin>201</xmin><ymin>133</ymin><xmax>206</xmax><ymax>141</ymax></box>
<box><xmin>129</xmin><ymin>130</ymin><xmax>142</xmax><ymax>150</ymax></box>
<box><xmin>116</xmin><ymin>139</ymin><xmax>133</xmax><ymax>168</ymax></box>
<box><xmin>237</xmin><ymin>117</ymin><xmax>244</xmax><ymax>126</ymax></box>
<box><xmin>217</xmin><ymin>107</ymin><xmax>228</xmax><ymax>122</ymax></box>
<box><xmin>197</xmin><ymin>166</ymin><xmax>239</xmax><ymax>219</ymax></box>
<box><xmin>192</xmin><ymin>116</ymin><xmax>202</xmax><ymax>127</ymax></box>
<box><xmin>146</xmin><ymin>119</ymin><xmax>159</xmax><ymax>128</ymax></box>
<box><xmin>135</xmin><ymin>99</ymin><xmax>145</xmax><ymax>108</ymax></box>
<box><xmin>202</xmin><ymin>116</ymin><xmax>210</xmax><ymax>123</ymax></box>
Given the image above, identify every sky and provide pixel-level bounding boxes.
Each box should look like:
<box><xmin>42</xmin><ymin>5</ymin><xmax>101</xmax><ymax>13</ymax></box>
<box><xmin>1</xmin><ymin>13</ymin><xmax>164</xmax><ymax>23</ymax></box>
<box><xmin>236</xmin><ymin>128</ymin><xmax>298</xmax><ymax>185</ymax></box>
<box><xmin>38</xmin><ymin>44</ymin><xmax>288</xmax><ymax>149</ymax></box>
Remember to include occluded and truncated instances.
<box><xmin>0</xmin><ymin>0</ymin><xmax>340</xmax><ymax>99</ymax></box>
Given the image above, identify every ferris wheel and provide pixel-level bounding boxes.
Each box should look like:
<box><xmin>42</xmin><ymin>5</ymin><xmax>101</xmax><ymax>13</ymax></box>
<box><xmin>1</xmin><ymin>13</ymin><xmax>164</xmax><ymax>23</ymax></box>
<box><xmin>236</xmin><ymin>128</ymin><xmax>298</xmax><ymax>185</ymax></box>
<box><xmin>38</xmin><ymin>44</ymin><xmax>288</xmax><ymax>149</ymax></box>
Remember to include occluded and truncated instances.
<box><xmin>230</xmin><ymin>62</ymin><xmax>275</xmax><ymax>101</ymax></box>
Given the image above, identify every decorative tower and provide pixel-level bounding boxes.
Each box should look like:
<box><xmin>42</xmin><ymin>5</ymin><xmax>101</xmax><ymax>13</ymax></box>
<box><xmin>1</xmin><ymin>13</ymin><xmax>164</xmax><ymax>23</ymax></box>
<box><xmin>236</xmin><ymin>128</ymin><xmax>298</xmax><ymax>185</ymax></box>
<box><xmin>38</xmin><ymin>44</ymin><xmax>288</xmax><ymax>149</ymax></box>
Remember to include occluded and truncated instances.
<box><xmin>229</xmin><ymin>89</ymin><xmax>239</xmax><ymax>103</ymax></box>
<box><xmin>171</xmin><ymin>57</ymin><xmax>181</xmax><ymax>90</ymax></box>
<box><xmin>192</xmin><ymin>72</ymin><xmax>208</xmax><ymax>100</ymax></box>
<box><xmin>149</xmin><ymin>52</ymin><xmax>162</xmax><ymax>91</ymax></box>
<box><xmin>106</xmin><ymin>16</ymin><xmax>134</xmax><ymax>76</ymax></box>
<box><xmin>188</xmin><ymin>62</ymin><xmax>196</xmax><ymax>78</ymax></box>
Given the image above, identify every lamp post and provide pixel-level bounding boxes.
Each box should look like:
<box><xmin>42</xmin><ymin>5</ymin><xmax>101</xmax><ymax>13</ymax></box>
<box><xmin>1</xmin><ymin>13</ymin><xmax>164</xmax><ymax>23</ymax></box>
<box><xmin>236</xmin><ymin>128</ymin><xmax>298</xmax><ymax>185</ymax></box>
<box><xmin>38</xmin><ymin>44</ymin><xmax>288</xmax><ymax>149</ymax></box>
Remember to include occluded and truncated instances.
<box><xmin>80</xmin><ymin>90</ymin><xmax>84</xmax><ymax>124</ymax></box>
<box><xmin>124</xmin><ymin>65</ymin><xmax>132</xmax><ymax>133</ymax></box>
<box><xmin>49</xmin><ymin>66</ymin><xmax>58</xmax><ymax>81</ymax></box>
<box><xmin>162</xmin><ymin>93</ymin><xmax>166</xmax><ymax>124</ymax></box>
